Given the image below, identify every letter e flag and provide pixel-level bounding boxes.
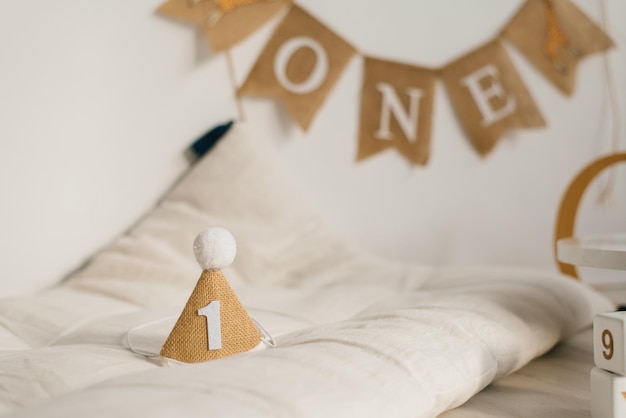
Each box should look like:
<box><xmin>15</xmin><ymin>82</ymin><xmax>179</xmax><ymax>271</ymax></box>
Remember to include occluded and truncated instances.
<box><xmin>240</xmin><ymin>5</ymin><xmax>356</xmax><ymax>130</ymax></box>
<box><xmin>358</xmin><ymin>57</ymin><xmax>436</xmax><ymax>165</ymax></box>
<box><xmin>442</xmin><ymin>40</ymin><xmax>545</xmax><ymax>156</ymax></box>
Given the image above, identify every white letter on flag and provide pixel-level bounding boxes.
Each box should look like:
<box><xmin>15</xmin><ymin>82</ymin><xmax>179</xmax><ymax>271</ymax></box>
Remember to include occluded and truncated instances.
<box><xmin>460</xmin><ymin>64</ymin><xmax>516</xmax><ymax>127</ymax></box>
<box><xmin>374</xmin><ymin>82</ymin><xmax>423</xmax><ymax>142</ymax></box>
<box><xmin>273</xmin><ymin>36</ymin><xmax>329</xmax><ymax>95</ymax></box>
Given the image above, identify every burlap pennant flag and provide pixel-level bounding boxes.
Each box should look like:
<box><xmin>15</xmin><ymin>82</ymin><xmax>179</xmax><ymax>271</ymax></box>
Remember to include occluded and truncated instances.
<box><xmin>503</xmin><ymin>0</ymin><xmax>614</xmax><ymax>96</ymax></box>
<box><xmin>357</xmin><ymin>57</ymin><xmax>436</xmax><ymax>165</ymax></box>
<box><xmin>442</xmin><ymin>40</ymin><xmax>546</xmax><ymax>156</ymax></box>
<box><xmin>157</xmin><ymin>0</ymin><xmax>292</xmax><ymax>52</ymax></box>
<box><xmin>239</xmin><ymin>5</ymin><xmax>357</xmax><ymax>130</ymax></box>
<box><xmin>161</xmin><ymin>269</ymin><xmax>262</xmax><ymax>363</ymax></box>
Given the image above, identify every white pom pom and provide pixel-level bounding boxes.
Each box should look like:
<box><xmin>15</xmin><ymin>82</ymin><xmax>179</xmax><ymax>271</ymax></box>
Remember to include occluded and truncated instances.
<box><xmin>193</xmin><ymin>227</ymin><xmax>237</xmax><ymax>270</ymax></box>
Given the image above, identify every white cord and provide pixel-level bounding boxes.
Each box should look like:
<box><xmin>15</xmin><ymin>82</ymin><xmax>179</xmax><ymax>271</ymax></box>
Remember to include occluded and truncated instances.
<box><xmin>125</xmin><ymin>315</ymin><xmax>277</xmax><ymax>360</ymax></box>
<box><xmin>596</xmin><ymin>0</ymin><xmax>622</xmax><ymax>206</ymax></box>
<box><xmin>251</xmin><ymin>317</ymin><xmax>277</xmax><ymax>348</ymax></box>
<box><xmin>125</xmin><ymin>315</ymin><xmax>178</xmax><ymax>358</ymax></box>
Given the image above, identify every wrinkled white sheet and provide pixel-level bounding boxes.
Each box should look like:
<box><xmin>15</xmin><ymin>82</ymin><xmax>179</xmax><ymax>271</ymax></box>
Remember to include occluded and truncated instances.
<box><xmin>0</xmin><ymin>124</ymin><xmax>613</xmax><ymax>417</ymax></box>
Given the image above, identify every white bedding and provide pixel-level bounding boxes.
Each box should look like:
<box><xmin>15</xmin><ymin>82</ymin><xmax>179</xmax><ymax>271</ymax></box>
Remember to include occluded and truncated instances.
<box><xmin>0</xmin><ymin>125</ymin><xmax>613</xmax><ymax>417</ymax></box>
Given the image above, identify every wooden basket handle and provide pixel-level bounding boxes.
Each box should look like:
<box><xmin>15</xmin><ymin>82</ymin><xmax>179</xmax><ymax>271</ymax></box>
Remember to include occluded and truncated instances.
<box><xmin>554</xmin><ymin>153</ymin><xmax>626</xmax><ymax>279</ymax></box>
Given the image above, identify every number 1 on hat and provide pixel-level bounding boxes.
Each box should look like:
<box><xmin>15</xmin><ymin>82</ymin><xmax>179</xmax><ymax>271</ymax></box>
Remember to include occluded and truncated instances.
<box><xmin>198</xmin><ymin>301</ymin><xmax>222</xmax><ymax>350</ymax></box>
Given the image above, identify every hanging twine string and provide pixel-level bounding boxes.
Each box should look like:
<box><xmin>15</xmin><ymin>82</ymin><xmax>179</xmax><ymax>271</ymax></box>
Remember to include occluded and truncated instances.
<box><xmin>596</xmin><ymin>0</ymin><xmax>621</xmax><ymax>206</ymax></box>
<box><xmin>225</xmin><ymin>49</ymin><xmax>247</xmax><ymax>122</ymax></box>
<box><xmin>184</xmin><ymin>0</ymin><xmax>250</xmax><ymax>121</ymax></box>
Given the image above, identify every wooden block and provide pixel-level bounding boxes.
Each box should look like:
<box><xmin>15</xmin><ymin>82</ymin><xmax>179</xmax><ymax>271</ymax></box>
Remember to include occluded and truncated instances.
<box><xmin>594</xmin><ymin>312</ymin><xmax>626</xmax><ymax>375</ymax></box>
<box><xmin>591</xmin><ymin>367</ymin><xmax>626</xmax><ymax>418</ymax></box>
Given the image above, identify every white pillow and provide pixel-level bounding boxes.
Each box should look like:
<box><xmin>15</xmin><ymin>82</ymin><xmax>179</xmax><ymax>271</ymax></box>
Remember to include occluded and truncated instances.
<box><xmin>70</xmin><ymin>123</ymin><xmax>411</xmax><ymax>293</ymax></box>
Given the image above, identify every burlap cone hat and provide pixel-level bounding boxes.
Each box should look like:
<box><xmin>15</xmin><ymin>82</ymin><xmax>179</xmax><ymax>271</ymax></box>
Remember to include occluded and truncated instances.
<box><xmin>160</xmin><ymin>228</ymin><xmax>262</xmax><ymax>363</ymax></box>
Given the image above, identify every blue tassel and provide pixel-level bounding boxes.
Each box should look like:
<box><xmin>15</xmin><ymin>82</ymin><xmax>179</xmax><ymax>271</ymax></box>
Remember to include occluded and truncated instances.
<box><xmin>190</xmin><ymin>120</ymin><xmax>234</xmax><ymax>158</ymax></box>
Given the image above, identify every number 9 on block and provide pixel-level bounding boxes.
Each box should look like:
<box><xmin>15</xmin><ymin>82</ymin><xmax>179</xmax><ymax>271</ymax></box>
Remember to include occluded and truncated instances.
<box><xmin>594</xmin><ymin>312</ymin><xmax>626</xmax><ymax>375</ymax></box>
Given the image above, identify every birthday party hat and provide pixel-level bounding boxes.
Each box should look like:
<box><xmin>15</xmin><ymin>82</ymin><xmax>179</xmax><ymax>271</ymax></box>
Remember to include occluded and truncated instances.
<box><xmin>160</xmin><ymin>227</ymin><xmax>262</xmax><ymax>363</ymax></box>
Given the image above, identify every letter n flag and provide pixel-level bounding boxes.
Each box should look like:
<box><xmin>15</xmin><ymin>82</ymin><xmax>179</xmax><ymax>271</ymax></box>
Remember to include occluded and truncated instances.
<box><xmin>357</xmin><ymin>57</ymin><xmax>436</xmax><ymax>165</ymax></box>
<box><xmin>240</xmin><ymin>5</ymin><xmax>356</xmax><ymax>130</ymax></box>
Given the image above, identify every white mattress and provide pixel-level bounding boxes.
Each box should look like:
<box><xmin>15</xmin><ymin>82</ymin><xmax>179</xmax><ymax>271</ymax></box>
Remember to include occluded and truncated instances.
<box><xmin>444</xmin><ymin>286</ymin><xmax>626</xmax><ymax>418</ymax></box>
<box><xmin>0</xmin><ymin>275</ymin><xmax>609</xmax><ymax>418</ymax></box>
<box><xmin>0</xmin><ymin>124</ymin><xmax>614</xmax><ymax>417</ymax></box>
<box><xmin>442</xmin><ymin>327</ymin><xmax>596</xmax><ymax>417</ymax></box>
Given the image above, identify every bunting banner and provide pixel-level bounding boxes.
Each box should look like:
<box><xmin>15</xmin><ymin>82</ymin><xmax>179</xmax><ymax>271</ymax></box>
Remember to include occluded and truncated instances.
<box><xmin>239</xmin><ymin>5</ymin><xmax>356</xmax><ymax>130</ymax></box>
<box><xmin>158</xmin><ymin>0</ymin><xmax>615</xmax><ymax>165</ymax></box>
<box><xmin>442</xmin><ymin>40</ymin><xmax>546</xmax><ymax>156</ymax></box>
<box><xmin>503</xmin><ymin>0</ymin><xmax>614</xmax><ymax>95</ymax></box>
<box><xmin>357</xmin><ymin>57</ymin><xmax>436</xmax><ymax>165</ymax></box>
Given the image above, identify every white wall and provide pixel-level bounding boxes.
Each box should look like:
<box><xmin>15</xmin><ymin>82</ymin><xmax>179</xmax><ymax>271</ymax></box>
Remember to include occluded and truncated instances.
<box><xmin>235</xmin><ymin>0</ymin><xmax>626</xmax><ymax>268</ymax></box>
<box><xmin>0</xmin><ymin>0</ymin><xmax>623</xmax><ymax>296</ymax></box>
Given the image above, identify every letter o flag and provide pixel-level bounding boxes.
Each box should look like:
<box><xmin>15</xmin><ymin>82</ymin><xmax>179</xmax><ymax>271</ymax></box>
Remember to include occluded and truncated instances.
<box><xmin>273</xmin><ymin>36</ymin><xmax>329</xmax><ymax>95</ymax></box>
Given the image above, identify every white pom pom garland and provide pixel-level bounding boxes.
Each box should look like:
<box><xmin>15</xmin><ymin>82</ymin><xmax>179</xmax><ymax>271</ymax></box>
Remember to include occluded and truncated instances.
<box><xmin>193</xmin><ymin>227</ymin><xmax>237</xmax><ymax>270</ymax></box>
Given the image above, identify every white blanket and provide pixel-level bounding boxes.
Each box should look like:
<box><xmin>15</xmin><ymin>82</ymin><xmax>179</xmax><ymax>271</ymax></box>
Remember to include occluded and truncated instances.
<box><xmin>0</xmin><ymin>124</ymin><xmax>612</xmax><ymax>417</ymax></box>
